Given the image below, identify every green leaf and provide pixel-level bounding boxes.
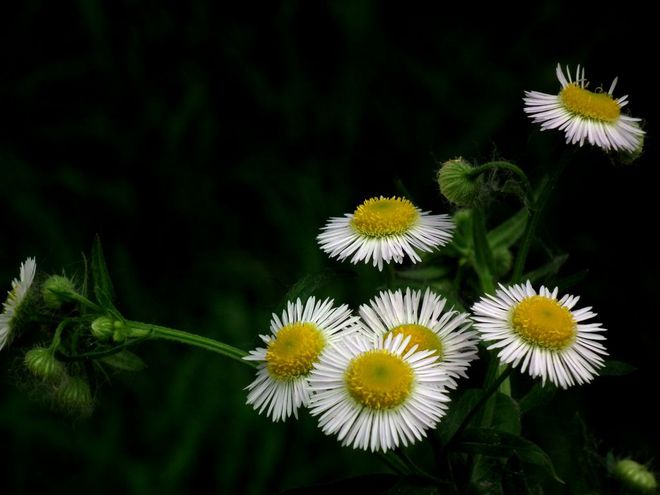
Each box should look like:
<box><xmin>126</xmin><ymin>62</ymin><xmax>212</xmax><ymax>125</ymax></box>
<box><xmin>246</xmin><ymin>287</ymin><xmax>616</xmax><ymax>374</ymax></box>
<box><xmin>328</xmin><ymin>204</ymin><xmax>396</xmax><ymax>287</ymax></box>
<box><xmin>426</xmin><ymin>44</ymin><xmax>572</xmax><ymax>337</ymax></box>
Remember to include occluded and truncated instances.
<box><xmin>492</xmin><ymin>393</ymin><xmax>521</xmax><ymax>435</ymax></box>
<box><xmin>600</xmin><ymin>359</ymin><xmax>637</xmax><ymax>376</ymax></box>
<box><xmin>279</xmin><ymin>269</ymin><xmax>342</xmax><ymax>308</ymax></box>
<box><xmin>457</xmin><ymin>428</ymin><xmax>564</xmax><ymax>484</ymax></box>
<box><xmin>397</xmin><ymin>266</ymin><xmax>450</xmax><ymax>281</ymax></box>
<box><xmin>100</xmin><ymin>350</ymin><xmax>147</xmax><ymax>371</ymax></box>
<box><xmin>523</xmin><ymin>254</ymin><xmax>569</xmax><ymax>284</ymax></box>
<box><xmin>279</xmin><ymin>474</ymin><xmax>397</xmax><ymax>494</ymax></box>
<box><xmin>91</xmin><ymin>235</ymin><xmax>117</xmax><ymax>311</ymax></box>
<box><xmin>519</xmin><ymin>382</ymin><xmax>557</xmax><ymax>414</ymax></box>
<box><xmin>472</xmin><ymin>209</ymin><xmax>495</xmax><ymax>293</ymax></box>
<box><xmin>487</xmin><ymin>208</ymin><xmax>528</xmax><ymax>250</ymax></box>
<box><xmin>437</xmin><ymin>388</ymin><xmax>482</xmax><ymax>445</ymax></box>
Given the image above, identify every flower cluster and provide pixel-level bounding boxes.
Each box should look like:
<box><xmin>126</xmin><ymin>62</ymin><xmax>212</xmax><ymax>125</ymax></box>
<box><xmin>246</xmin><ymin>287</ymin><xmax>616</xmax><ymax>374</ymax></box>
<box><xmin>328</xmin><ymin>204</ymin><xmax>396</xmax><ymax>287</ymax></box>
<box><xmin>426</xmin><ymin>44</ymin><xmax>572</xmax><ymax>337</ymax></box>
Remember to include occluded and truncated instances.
<box><xmin>244</xmin><ymin>190</ymin><xmax>609</xmax><ymax>452</ymax></box>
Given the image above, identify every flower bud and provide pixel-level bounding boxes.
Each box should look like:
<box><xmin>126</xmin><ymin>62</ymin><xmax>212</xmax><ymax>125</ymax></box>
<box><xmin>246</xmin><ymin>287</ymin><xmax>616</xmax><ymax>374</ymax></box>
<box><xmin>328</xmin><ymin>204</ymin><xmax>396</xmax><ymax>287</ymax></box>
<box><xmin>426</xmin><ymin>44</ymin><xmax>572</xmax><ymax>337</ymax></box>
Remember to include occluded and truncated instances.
<box><xmin>492</xmin><ymin>247</ymin><xmax>513</xmax><ymax>277</ymax></box>
<box><xmin>91</xmin><ymin>316</ymin><xmax>115</xmax><ymax>341</ymax></box>
<box><xmin>24</xmin><ymin>347</ymin><xmax>66</xmax><ymax>381</ymax></box>
<box><xmin>41</xmin><ymin>275</ymin><xmax>77</xmax><ymax>309</ymax></box>
<box><xmin>55</xmin><ymin>377</ymin><xmax>94</xmax><ymax>418</ymax></box>
<box><xmin>615</xmin><ymin>459</ymin><xmax>657</xmax><ymax>493</ymax></box>
<box><xmin>437</xmin><ymin>158</ymin><xmax>482</xmax><ymax>207</ymax></box>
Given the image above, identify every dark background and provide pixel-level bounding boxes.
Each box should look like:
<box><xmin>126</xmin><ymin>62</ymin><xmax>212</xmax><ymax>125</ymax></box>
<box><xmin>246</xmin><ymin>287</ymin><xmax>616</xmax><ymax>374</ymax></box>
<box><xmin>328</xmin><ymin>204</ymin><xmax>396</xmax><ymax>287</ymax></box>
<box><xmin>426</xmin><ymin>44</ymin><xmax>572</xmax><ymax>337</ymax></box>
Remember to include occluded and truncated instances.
<box><xmin>1</xmin><ymin>2</ymin><xmax>657</xmax><ymax>494</ymax></box>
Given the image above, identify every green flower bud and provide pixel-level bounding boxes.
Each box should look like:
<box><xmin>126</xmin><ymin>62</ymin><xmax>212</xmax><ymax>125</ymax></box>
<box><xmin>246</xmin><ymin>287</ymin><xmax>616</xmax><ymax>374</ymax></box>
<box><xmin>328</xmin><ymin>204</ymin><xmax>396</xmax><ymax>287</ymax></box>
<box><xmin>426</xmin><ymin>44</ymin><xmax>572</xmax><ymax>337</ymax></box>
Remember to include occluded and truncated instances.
<box><xmin>615</xmin><ymin>459</ymin><xmax>657</xmax><ymax>493</ymax></box>
<box><xmin>24</xmin><ymin>347</ymin><xmax>66</xmax><ymax>381</ymax></box>
<box><xmin>42</xmin><ymin>275</ymin><xmax>77</xmax><ymax>309</ymax></box>
<box><xmin>55</xmin><ymin>377</ymin><xmax>94</xmax><ymax>418</ymax></box>
<box><xmin>437</xmin><ymin>158</ymin><xmax>482</xmax><ymax>207</ymax></box>
<box><xmin>91</xmin><ymin>316</ymin><xmax>115</xmax><ymax>341</ymax></box>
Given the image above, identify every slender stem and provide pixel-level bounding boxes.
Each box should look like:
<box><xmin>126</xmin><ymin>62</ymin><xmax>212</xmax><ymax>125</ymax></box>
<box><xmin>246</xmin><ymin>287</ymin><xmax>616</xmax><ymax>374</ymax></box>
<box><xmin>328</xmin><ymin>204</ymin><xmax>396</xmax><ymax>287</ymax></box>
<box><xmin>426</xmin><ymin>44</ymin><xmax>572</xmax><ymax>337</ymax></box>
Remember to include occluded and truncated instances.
<box><xmin>66</xmin><ymin>292</ymin><xmax>103</xmax><ymax>312</ymax></box>
<box><xmin>57</xmin><ymin>336</ymin><xmax>150</xmax><ymax>362</ymax></box>
<box><xmin>48</xmin><ymin>320</ymin><xmax>70</xmax><ymax>352</ymax></box>
<box><xmin>511</xmin><ymin>158</ymin><xmax>569</xmax><ymax>283</ymax></box>
<box><xmin>468</xmin><ymin>161</ymin><xmax>533</xmax><ymax>200</ymax></box>
<box><xmin>447</xmin><ymin>366</ymin><xmax>513</xmax><ymax>448</ymax></box>
<box><xmin>127</xmin><ymin>321</ymin><xmax>257</xmax><ymax>368</ymax></box>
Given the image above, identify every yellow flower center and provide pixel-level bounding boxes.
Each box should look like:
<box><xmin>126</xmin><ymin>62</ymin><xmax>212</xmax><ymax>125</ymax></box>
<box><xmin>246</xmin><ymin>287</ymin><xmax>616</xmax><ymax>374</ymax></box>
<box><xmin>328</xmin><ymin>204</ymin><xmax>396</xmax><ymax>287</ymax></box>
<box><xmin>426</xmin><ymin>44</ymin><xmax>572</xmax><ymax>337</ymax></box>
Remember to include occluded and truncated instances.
<box><xmin>384</xmin><ymin>324</ymin><xmax>443</xmax><ymax>359</ymax></box>
<box><xmin>559</xmin><ymin>84</ymin><xmax>621</xmax><ymax>122</ymax></box>
<box><xmin>345</xmin><ymin>350</ymin><xmax>413</xmax><ymax>409</ymax></box>
<box><xmin>511</xmin><ymin>296</ymin><xmax>576</xmax><ymax>350</ymax></box>
<box><xmin>266</xmin><ymin>322</ymin><xmax>325</xmax><ymax>380</ymax></box>
<box><xmin>351</xmin><ymin>197</ymin><xmax>419</xmax><ymax>237</ymax></box>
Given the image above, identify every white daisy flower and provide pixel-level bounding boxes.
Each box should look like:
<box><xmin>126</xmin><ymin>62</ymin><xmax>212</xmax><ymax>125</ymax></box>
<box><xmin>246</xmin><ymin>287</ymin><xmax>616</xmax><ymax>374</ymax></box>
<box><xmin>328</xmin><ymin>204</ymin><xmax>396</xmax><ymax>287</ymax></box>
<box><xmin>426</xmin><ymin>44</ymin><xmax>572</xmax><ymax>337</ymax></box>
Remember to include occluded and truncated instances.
<box><xmin>244</xmin><ymin>296</ymin><xmax>361</xmax><ymax>422</ymax></box>
<box><xmin>360</xmin><ymin>288</ymin><xmax>478</xmax><ymax>389</ymax></box>
<box><xmin>471</xmin><ymin>281</ymin><xmax>607</xmax><ymax>389</ymax></box>
<box><xmin>308</xmin><ymin>333</ymin><xmax>451</xmax><ymax>452</ymax></box>
<box><xmin>317</xmin><ymin>196</ymin><xmax>454</xmax><ymax>271</ymax></box>
<box><xmin>524</xmin><ymin>63</ymin><xmax>644</xmax><ymax>152</ymax></box>
<box><xmin>1</xmin><ymin>257</ymin><xmax>37</xmax><ymax>351</ymax></box>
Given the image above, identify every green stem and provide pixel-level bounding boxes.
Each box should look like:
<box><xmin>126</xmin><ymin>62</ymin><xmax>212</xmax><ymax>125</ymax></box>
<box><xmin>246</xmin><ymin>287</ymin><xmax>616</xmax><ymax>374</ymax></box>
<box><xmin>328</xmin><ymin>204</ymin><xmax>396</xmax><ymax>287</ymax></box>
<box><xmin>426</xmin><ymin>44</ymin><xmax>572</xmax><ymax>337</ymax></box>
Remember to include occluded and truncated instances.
<box><xmin>468</xmin><ymin>161</ymin><xmax>533</xmax><ymax>201</ymax></box>
<box><xmin>447</xmin><ymin>366</ymin><xmax>513</xmax><ymax>448</ymax></box>
<box><xmin>57</xmin><ymin>336</ymin><xmax>149</xmax><ymax>362</ymax></box>
<box><xmin>511</xmin><ymin>158</ymin><xmax>568</xmax><ymax>283</ymax></box>
<box><xmin>66</xmin><ymin>292</ymin><xmax>103</xmax><ymax>312</ymax></box>
<box><xmin>397</xmin><ymin>449</ymin><xmax>447</xmax><ymax>485</ymax></box>
<box><xmin>127</xmin><ymin>321</ymin><xmax>257</xmax><ymax>368</ymax></box>
<box><xmin>377</xmin><ymin>452</ymin><xmax>409</xmax><ymax>476</ymax></box>
<box><xmin>48</xmin><ymin>320</ymin><xmax>70</xmax><ymax>352</ymax></box>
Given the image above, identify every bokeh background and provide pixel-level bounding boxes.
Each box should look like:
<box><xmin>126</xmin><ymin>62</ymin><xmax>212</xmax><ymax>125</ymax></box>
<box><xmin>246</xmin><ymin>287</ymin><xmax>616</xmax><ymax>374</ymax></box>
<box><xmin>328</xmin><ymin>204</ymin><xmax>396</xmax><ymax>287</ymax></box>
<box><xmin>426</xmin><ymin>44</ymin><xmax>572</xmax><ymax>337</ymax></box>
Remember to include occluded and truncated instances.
<box><xmin>1</xmin><ymin>2</ymin><xmax>657</xmax><ymax>494</ymax></box>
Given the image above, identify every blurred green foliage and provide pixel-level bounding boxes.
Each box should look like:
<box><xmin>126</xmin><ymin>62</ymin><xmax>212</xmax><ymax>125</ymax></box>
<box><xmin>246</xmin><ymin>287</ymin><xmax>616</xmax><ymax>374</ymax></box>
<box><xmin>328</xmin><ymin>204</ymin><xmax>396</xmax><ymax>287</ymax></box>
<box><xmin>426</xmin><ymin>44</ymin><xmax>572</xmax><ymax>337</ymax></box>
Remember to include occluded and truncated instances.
<box><xmin>0</xmin><ymin>1</ymin><xmax>657</xmax><ymax>493</ymax></box>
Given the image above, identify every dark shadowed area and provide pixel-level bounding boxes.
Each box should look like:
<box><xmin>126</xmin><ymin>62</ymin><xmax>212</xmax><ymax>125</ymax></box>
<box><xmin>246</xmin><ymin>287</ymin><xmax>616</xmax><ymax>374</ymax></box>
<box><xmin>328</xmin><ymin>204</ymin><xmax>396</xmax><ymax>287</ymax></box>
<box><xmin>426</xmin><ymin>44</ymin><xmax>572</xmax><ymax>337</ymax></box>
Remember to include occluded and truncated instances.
<box><xmin>0</xmin><ymin>2</ymin><xmax>657</xmax><ymax>494</ymax></box>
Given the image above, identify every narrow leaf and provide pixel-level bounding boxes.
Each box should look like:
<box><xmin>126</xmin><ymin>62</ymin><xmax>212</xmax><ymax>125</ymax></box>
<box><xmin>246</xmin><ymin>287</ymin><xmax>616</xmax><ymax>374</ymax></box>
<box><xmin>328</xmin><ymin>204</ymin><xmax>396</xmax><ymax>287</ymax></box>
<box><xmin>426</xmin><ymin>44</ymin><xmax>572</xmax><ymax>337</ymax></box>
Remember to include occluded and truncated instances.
<box><xmin>100</xmin><ymin>350</ymin><xmax>147</xmax><ymax>371</ymax></box>
<box><xmin>600</xmin><ymin>360</ymin><xmax>637</xmax><ymax>376</ymax></box>
<box><xmin>91</xmin><ymin>235</ymin><xmax>117</xmax><ymax>311</ymax></box>
<box><xmin>457</xmin><ymin>428</ymin><xmax>563</xmax><ymax>483</ymax></box>
<box><xmin>437</xmin><ymin>388</ymin><xmax>482</xmax><ymax>445</ymax></box>
<box><xmin>397</xmin><ymin>266</ymin><xmax>450</xmax><ymax>281</ymax></box>
<box><xmin>519</xmin><ymin>382</ymin><xmax>557</xmax><ymax>414</ymax></box>
<box><xmin>487</xmin><ymin>208</ymin><xmax>528</xmax><ymax>250</ymax></box>
<box><xmin>523</xmin><ymin>254</ymin><xmax>569</xmax><ymax>284</ymax></box>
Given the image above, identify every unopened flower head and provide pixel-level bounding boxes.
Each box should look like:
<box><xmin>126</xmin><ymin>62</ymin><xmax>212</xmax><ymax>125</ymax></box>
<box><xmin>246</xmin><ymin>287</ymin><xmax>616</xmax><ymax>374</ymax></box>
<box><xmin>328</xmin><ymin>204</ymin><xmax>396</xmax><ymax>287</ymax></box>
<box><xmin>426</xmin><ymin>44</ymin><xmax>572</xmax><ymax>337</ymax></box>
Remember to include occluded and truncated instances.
<box><xmin>317</xmin><ymin>196</ymin><xmax>454</xmax><ymax>271</ymax></box>
<box><xmin>360</xmin><ymin>288</ymin><xmax>478</xmax><ymax>389</ymax></box>
<box><xmin>471</xmin><ymin>281</ymin><xmax>607</xmax><ymax>389</ymax></box>
<box><xmin>437</xmin><ymin>159</ymin><xmax>482</xmax><ymax>207</ymax></box>
<box><xmin>309</xmin><ymin>333</ymin><xmax>450</xmax><ymax>452</ymax></box>
<box><xmin>244</xmin><ymin>297</ymin><xmax>361</xmax><ymax>422</ymax></box>
<box><xmin>615</xmin><ymin>459</ymin><xmax>657</xmax><ymax>494</ymax></box>
<box><xmin>524</xmin><ymin>64</ymin><xmax>644</xmax><ymax>152</ymax></box>
<box><xmin>1</xmin><ymin>257</ymin><xmax>37</xmax><ymax>351</ymax></box>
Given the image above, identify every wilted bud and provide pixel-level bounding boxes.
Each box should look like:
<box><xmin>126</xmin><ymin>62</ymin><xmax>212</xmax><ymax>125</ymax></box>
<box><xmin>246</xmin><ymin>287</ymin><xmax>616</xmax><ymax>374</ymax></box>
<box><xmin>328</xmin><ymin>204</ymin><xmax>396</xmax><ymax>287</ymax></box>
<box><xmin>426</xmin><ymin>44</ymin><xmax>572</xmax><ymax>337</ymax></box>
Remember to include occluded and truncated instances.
<box><xmin>615</xmin><ymin>459</ymin><xmax>657</xmax><ymax>494</ymax></box>
<box><xmin>54</xmin><ymin>377</ymin><xmax>94</xmax><ymax>418</ymax></box>
<box><xmin>42</xmin><ymin>275</ymin><xmax>77</xmax><ymax>309</ymax></box>
<box><xmin>24</xmin><ymin>347</ymin><xmax>66</xmax><ymax>381</ymax></box>
<box><xmin>437</xmin><ymin>158</ymin><xmax>482</xmax><ymax>207</ymax></box>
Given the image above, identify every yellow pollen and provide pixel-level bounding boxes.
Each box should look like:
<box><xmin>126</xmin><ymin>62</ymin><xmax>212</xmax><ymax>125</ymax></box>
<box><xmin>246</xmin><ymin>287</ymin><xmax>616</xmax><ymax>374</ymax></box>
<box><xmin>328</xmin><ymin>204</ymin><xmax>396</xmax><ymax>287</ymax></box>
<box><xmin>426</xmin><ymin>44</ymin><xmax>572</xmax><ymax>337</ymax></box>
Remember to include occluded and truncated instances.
<box><xmin>560</xmin><ymin>84</ymin><xmax>620</xmax><ymax>122</ymax></box>
<box><xmin>266</xmin><ymin>322</ymin><xmax>325</xmax><ymax>380</ymax></box>
<box><xmin>511</xmin><ymin>296</ymin><xmax>576</xmax><ymax>350</ymax></box>
<box><xmin>345</xmin><ymin>350</ymin><xmax>413</xmax><ymax>409</ymax></box>
<box><xmin>384</xmin><ymin>324</ymin><xmax>443</xmax><ymax>359</ymax></box>
<box><xmin>351</xmin><ymin>196</ymin><xmax>419</xmax><ymax>237</ymax></box>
